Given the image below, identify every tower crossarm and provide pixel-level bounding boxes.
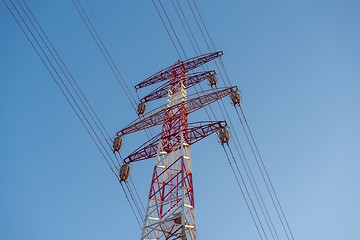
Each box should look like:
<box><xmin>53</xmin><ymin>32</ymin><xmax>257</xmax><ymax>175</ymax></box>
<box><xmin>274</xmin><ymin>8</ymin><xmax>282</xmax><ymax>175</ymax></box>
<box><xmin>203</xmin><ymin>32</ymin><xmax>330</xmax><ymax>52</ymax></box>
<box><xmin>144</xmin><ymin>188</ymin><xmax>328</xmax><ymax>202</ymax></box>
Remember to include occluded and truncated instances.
<box><xmin>140</xmin><ymin>70</ymin><xmax>216</xmax><ymax>103</ymax></box>
<box><xmin>135</xmin><ymin>51</ymin><xmax>223</xmax><ymax>90</ymax></box>
<box><xmin>123</xmin><ymin>121</ymin><xmax>227</xmax><ymax>163</ymax></box>
<box><xmin>117</xmin><ymin>86</ymin><xmax>237</xmax><ymax>136</ymax></box>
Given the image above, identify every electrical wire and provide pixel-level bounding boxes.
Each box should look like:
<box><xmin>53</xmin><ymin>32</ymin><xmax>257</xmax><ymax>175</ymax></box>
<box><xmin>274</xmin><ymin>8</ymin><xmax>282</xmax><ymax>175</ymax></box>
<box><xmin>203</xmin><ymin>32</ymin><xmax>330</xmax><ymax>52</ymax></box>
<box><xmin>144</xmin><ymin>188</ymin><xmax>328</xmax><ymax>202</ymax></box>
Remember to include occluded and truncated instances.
<box><xmin>189</xmin><ymin>0</ymin><xmax>232</xmax><ymax>87</ymax></box>
<box><xmin>83</xmin><ymin>0</ymin><xmax>136</xmax><ymax>92</ymax></box>
<box><xmin>73</xmin><ymin>0</ymin><xmax>155</xmax><ymax>139</ymax></box>
<box><xmin>151</xmin><ymin>0</ymin><xmax>181</xmax><ymax>59</ymax></box>
<box><xmin>118</xmin><ymin>152</ymin><xmax>146</xmax><ymax>220</ymax></box>
<box><xmin>72</xmin><ymin>0</ymin><xmax>138</xmax><ymax>111</ymax></box>
<box><xmin>170</xmin><ymin>5</ymin><xmax>274</xmax><ymax>236</ymax></box>
<box><xmin>157</xmin><ymin>1</ymin><xmax>296</xmax><ymax>239</ymax></box>
<box><xmin>14</xmin><ymin>0</ymin><xmax>119</xmax><ymax>172</ymax></box>
<box><xmin>222</xmin><ymin>144</ymin><xmax>265</xmax><ymax>240</ymax></box>
<box><xmin>227</xmin><ymin>142</ymin><xmax>277</xmax><ymax>240</ymax></box>
<box><xmin>230</xmin><ymin>131</ymin><xmax>280</xmax><ymax>240</ymax></box>
<box><xmin>191</xmin><ymin>0</ymin><xmax>216</xmax><ymax>53</ymax></box>
<box><xmin>158</xmin><ymin>0</ymin><xmax>187</xmax><ymax>59</ymax></box>
<box><xmin>130</xmin><ymin>178</ymin><xmax>146</xmax><ymax>213</ymax></box>
<box><xmin>172</xmin><ymin>0</ymin><xmax>198</xmax><ymax>56</ymax></box>
<box><xmin>154</xmin><ymin>0</ymin><xmax>216</xmax><ymax>124</ymax></box>
<box><xmin>176</xmin><ymin>2</ymin><xmax>294</xmax><ymax>238</ymax></box>
<box><xmin>2</xmin><ymin>0</ymin><xmax>151</xmax><ymax>226</ymax></box>
<box><xmin>235</xmin><ymin>106</ymin><xmax>291</xmax><ymax>240</ymax></box>
<box><xmin>239</xmin><ymin>106</ymin><xmax>295</xmax><ymax>240</ymax></box>
<box><xmin>154</xmin><ymin>3</ymin><xmax>272</xmax><ymax>238</ymax></box>
<box><xmin>19</xmin><ymin>0</ymin><xmax>111</xmax><ymax>141</ymax></box>
<box><xmin>120</xmin><ymin>182</ymin><xmax>143</xmax><ymax>229</ymax></box>
<box><xmin>125</xmin><ymin>181</ymin><xmax>145</xmax><ymax>220</ymax></box>
<box><xmin>216</xmin><ymin>96</ymin><xmax>280</xmax><ymax>240</ymax></box>
<box><xmin>71</xmin><ymin>0</ymin><xmax>157</xmax><ymax>226</ymax></box>
<box><xmin>5</xmin><ymin>0</ymin><xmax>116</xmax><ymax>171</ymax></box>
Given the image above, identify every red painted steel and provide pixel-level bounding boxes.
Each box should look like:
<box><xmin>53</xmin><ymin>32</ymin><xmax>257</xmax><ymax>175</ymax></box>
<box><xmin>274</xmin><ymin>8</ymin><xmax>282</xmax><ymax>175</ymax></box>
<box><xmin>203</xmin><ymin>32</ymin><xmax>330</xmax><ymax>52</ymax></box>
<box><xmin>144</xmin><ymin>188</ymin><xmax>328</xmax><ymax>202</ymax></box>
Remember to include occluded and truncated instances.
<box><xmin>149</xmin><ymin>61</ymin><xmax>188</xmax><ymax>224</ymax></box>
<box><xmin>135</xmin><ymin>51</ymin><xmax>223</xmax><ymax>90</ymax></box>
<box><xmin>123</xmin><ymin>121</ymin><xmax>227</xmax><ymax>163</ymax></box>
<box><xmin>117</xmin><ymin>86</ymin><xmax>237</xmax><ymax>136</ymax></box>
<box><xmin>115</xmin><ymin>51</ymin><xmax>232</xmax><ymax>239</ymax></box>
<box><xmin>140</xmin><ymin>70</ymin><xmax>216</xmax><ymax>103</ymax></box>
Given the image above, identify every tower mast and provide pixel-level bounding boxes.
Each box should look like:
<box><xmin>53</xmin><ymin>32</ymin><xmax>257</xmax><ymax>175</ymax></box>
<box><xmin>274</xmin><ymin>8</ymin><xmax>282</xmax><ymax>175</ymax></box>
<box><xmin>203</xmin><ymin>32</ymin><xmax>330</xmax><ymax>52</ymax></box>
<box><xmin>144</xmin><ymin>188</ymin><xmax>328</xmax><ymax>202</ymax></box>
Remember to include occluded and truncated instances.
<box><xmin>141</xmin><ymin>61</ymin><xmax>195</xmax><ymax>239</ymax></box>
<box><xmin>113</xmin><ymin>51</ymin><xmax>238</xmax><ymax>240</ymax></box>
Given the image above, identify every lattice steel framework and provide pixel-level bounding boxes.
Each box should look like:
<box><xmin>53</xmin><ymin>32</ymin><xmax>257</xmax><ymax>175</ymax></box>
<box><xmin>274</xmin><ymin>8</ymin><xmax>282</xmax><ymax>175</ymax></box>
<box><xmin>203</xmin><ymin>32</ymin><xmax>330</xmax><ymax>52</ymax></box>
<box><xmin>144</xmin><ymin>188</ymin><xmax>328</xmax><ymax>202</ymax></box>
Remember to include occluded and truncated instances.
<box><xmin>114</xmin><ymin>52</ymin><xmax>238</xmax><ymax>240</ymax></box>
<box><xmin>140</xmin><ymin>61</ymin><xmax>196</xmax><ymax>239</ymax></box>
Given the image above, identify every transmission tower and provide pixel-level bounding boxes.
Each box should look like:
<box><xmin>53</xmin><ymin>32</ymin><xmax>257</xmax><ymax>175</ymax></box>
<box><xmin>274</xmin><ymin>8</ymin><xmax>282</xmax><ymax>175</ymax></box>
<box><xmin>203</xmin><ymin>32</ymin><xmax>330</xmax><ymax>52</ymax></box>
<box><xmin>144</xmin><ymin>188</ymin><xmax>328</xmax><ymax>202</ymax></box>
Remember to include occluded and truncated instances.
<box><xmin>113</xmin><ymin>51</ymin><xmax>240</xmax><ymax>240</ymax></box>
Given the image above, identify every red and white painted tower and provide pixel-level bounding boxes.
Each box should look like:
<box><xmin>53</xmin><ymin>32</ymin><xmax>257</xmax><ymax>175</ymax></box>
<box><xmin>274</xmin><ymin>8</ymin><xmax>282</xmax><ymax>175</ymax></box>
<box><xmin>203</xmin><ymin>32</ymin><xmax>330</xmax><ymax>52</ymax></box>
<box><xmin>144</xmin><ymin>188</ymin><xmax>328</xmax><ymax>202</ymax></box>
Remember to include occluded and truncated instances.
<box><xmin>114</xmin><ymin>52</ymin><xmax>238</xmax><ymax>240</ymax></box>
<box><xmin>140</xmin><ymin>61</ymin><xmax>195</xmax><ymax>239</ymax></box>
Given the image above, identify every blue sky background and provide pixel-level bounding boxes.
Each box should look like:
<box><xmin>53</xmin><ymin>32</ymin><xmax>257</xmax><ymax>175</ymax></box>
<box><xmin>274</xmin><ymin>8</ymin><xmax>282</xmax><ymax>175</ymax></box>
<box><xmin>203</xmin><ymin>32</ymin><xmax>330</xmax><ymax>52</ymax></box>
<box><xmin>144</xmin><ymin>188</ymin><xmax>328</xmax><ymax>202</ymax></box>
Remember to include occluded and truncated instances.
<box><xmin>1</xmin><ymin>0</ymin><xmax>359</xmax><ymax>239</ymax></box>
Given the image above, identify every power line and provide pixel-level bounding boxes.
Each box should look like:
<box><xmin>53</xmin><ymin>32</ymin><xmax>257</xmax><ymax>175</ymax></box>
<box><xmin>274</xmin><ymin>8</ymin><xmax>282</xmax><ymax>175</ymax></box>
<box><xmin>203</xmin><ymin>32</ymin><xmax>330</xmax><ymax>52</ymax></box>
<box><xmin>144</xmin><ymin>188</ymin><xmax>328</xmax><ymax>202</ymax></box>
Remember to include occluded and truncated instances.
<box><xmin>71</xmin><ymin>1</ymin><xmax>156</xmax><ymax>223</ymax></box>
<box><xmin>3</xmin><ymin>0</ymin><xmax>151</xmax><ymax>226</ymax></box>
<box><xmin>19</xmin><ymin>0</ymin><xmax>112</xmax><ymax>141</ymax></box>
<box><xmin>157</xmin><ymin>2</ymin><xmax>296</xmax><ymax>239</ymax></box>
<box><xmin>191</xmin><ymin>0</ymin><xmax>217</xmax><ymax>52</ymax></box>
<box><xmin>229</xmin><ymin>137</ymin><xmax>279</xmax><ymax>239</ymax></box>
<box><xmin>239</xmin><ymin>106</ymin><xmax>295</xmax><ymax>240</ymax></box>
<box><xmin>130</xmin><ymin>178</ymin><xmax>146</xmax><ymax>213</ymax></box>
<box><xmin>172</xmin><ymin>0</ymin><xmax>198</xmax><ymax>56</ymax></box>
<box><xmin>72</xmin><ymin>0</ymin><xmax>138</xmax><ymax>111</ymax></box>
<box><xmin>222</xmin><ymin>144</ymin><xmax>265</xmax><ymax>240</ymax></box>
<box><xmin>73</xmin><ymin>0</ymin><xmax>156</xmax><ymax>140</ymax></box>
<box><xmin>120</xmin><ymin>182</ymin><xmax>143</xmax><ymax>229</ymax></box>
<box><xmin>158</xmin><ymin>0</ymin><xmax>187</xmax><ymax>59</ymax></box>
<box><xmin>5</xmin><ymin>0</ymin><xmax>117</xmax><ymax>172</ymax></box>
<box><xmin>125</xmin><ymin>181</ymin><xmax>145</xmax><ymax>220</ymax></box>
<box><xmin>151</xmin><ymin>0</ymin><xmax>182</xmax><ymax>59</ymax></box>
<box><xmin>235</xmin><ymin>106</ymin><xmax>291</xmax><ymax>240</ymax></box>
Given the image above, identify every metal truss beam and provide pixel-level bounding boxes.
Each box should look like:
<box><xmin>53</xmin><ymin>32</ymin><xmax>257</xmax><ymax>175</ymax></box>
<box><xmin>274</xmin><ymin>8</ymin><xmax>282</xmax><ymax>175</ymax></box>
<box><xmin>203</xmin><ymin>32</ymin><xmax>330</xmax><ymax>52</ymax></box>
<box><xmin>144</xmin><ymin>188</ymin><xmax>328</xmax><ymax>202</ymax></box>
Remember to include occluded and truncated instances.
<box><xmin>123</xmin><ymin>121</ymin><xmax>227</xmax><ymax>163</ymax></box>
<box><xmin>140</xmin><ymin>70</ymin><xmax>216</xmax><ymax>103</ymax></box>
<box><xmin>135</xmin><ymin>51</ymin><xmax>223</xmax><ymax>90</ymax></box>
<box><xmin>117</xmin><ymin>86</ymin><xmax>237</xmax><ymax>136</ymax></box>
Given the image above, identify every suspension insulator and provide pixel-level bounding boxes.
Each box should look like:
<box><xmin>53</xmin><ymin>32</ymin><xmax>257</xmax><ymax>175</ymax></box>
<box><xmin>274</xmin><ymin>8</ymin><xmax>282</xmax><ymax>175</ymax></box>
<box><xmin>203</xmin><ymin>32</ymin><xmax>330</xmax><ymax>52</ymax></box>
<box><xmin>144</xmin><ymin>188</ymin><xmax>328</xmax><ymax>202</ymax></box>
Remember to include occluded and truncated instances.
<box><xmin>137</xmin><ymin>102</ymin><xmax>146</xmax><ymax>115</ymax></box>
<box><xmin>119</xmin><ymin>164</ymin><xmax>131</xmax><ymax>182</ymax></box>
<box><xmin>113</xmin><ymin>136</ymin><xmax>123</xmax><ymax>153</ymax></box>
<box><xmin>230</xmin><ymin>91</ymin><xmax>241</xmax><ymax>106</ymax></box>
<box><xmin>208</xmin><ymin>75</ymin><xmax>218</xmax><ymax>88</ymax></box>
<box><xmin>219</xmin><ymin>126</ymin><xmax>230</xmax><ymax>144</ymax></box>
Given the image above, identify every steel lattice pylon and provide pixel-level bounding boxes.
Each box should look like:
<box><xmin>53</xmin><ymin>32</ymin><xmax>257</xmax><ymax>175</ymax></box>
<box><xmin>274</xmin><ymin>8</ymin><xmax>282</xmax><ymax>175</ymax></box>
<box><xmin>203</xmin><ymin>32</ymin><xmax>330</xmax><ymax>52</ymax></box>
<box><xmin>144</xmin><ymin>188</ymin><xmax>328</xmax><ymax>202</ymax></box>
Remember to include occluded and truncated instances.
<box><xmin>141</xmin><ymin>62</ymin><xmax>196</xmax><ymax>240</ymax></box>
<box><xmin>114</xmin><ymin>52</ymin><xmax>238</xmax><ymax>240</ymax></box>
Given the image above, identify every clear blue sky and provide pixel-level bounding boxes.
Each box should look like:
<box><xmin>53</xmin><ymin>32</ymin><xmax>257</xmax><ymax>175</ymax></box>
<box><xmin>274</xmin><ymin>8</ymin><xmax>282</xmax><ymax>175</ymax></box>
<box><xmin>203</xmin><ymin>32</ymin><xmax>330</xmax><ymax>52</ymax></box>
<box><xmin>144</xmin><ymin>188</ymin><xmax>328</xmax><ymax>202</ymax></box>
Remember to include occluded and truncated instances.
<box><xmin>1</xmin><ymin>0</ymin><xmax>359</xmax><ymax>239</ymax></box>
